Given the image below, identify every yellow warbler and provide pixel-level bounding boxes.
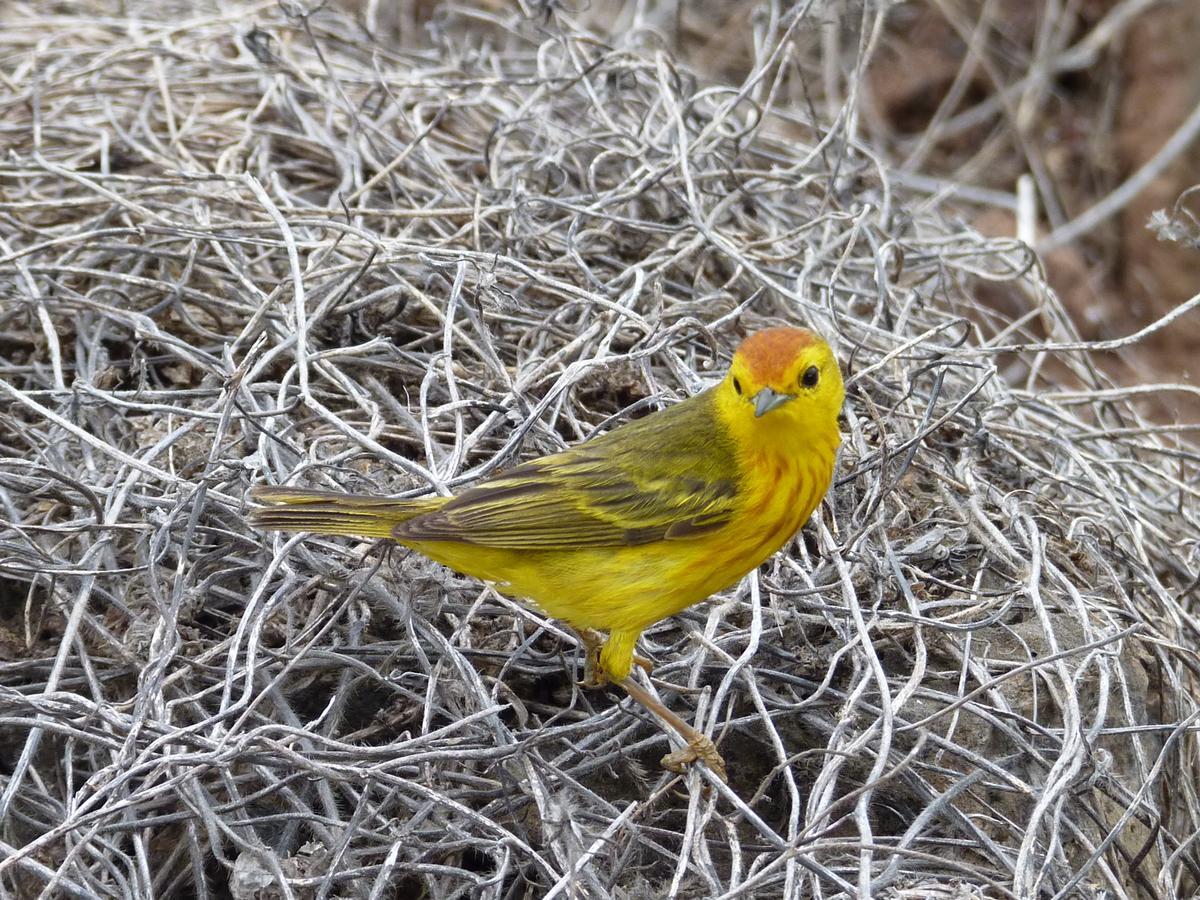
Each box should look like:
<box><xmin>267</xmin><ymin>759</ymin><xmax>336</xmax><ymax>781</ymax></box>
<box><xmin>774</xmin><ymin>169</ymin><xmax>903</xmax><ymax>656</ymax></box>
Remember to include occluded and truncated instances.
<box><xmin>251</xmin><ymin>326</ymin><xmax>844</xmax><ymax>781</ymax></box>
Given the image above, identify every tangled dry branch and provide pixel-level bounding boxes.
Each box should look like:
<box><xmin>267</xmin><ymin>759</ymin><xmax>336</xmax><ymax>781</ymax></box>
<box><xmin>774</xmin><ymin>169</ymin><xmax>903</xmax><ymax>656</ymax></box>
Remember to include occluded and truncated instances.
<box><xmin>1</xmin><ymin>2</ymin><xmax>1198</xmax><ymax>898</ymax></box>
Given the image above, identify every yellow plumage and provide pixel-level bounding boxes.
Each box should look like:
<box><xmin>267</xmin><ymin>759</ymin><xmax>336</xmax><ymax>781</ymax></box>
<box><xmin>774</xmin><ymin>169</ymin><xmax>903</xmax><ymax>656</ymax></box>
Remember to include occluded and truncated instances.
<box><xmin>251</xmin><ymin>326</ymin><xmax>844</xmax><ymax>780</ymax></box>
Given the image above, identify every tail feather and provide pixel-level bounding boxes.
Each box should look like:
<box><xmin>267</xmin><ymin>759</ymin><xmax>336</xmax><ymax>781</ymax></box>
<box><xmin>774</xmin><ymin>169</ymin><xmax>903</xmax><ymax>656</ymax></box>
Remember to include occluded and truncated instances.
<box><xmin>249</xmin><ymin>486</ymin><xmax>442</xmax><ymax>539</ymax></box>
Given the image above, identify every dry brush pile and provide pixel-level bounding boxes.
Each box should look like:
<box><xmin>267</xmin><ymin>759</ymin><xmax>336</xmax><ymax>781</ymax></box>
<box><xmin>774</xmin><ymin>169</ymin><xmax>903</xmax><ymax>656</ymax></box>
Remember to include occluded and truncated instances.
<box><xmin>1</xmin><ymin>2</ymin><xmax>1198</xmax><ymax>898</ymax></box>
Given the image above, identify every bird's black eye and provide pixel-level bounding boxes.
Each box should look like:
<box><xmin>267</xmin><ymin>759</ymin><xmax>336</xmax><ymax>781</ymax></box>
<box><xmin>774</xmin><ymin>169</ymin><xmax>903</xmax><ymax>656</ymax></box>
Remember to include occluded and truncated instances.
<box><xmin>801</xmin><ymin>366</ymin><xmax>820</xmax><ymax>388</ymax></box>
<box><xmin>733</xmin><ymin>377</ymin><xmax>743</xmax><ymax>395</ymax></box>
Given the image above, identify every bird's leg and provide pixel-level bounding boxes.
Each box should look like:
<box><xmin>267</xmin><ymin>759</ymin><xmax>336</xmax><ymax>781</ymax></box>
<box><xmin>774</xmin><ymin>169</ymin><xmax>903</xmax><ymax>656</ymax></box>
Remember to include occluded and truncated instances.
<box><xmin>576</xmin><ymin>627</ymin><xmax>608</xmax><ymax>688</ymax></box>
<box><xmin>573</xmin><ymin>628</ymin><xmax>652</xmax><ymax>687</ymax></box>
<box><xmin>570</xmin><ymin>628</ymin><xmax>722</xmax><ymax>780</ymax></box>
<box><xmin>618</xmin><ymin>675</ymin><xmax>728</xmax><ymax>783</ymax></box>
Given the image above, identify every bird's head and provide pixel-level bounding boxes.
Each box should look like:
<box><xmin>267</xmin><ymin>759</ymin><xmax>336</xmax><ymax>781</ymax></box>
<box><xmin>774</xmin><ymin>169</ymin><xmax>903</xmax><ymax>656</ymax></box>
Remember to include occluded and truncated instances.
<box><xmin>717</xmin><ymin>326</ymin><xmax>844</xmax><ymax>450</ymax></box>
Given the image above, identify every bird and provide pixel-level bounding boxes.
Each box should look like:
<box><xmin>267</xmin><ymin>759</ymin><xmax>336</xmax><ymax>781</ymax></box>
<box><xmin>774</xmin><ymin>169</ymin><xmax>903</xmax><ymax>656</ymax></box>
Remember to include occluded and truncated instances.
<box><xmin>249</xmin><ymin>326</ymin><xmax>844</xmax><ymax>782</ymax></box>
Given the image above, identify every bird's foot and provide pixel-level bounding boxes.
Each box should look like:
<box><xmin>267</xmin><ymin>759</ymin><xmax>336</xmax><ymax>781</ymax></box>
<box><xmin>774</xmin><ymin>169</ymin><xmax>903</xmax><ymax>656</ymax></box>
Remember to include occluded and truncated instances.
<box><xmin>578</xmin><ymin>633</ymin><xmax>607</xmax><ymax>687</ymax></box>
<box><xmin>661</xmin><ymin>734</ymin><xmax>728</xmax><ymax>783</ymax></box>
<box><xmin>576</xmin><ymin>629</ymin><xmax>652</xmax><ymax>688</ymax></box>
<box><xmin>577</xmin><ymin>663</ymin><xmax>608</xmax><ymax>689</ymax></box>
<box><xmin>577</xmin><ymin>653</ymin><xmax>654</xmax><ymax>688</ymax></box>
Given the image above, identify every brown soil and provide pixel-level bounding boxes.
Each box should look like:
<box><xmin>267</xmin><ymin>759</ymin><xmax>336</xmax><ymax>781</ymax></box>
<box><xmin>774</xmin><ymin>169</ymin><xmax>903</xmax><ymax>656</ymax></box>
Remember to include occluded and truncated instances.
<box><xmin>868</xmin><ymin>1</ymin><xmax>1200</xmax><ymax>423</ymax></box>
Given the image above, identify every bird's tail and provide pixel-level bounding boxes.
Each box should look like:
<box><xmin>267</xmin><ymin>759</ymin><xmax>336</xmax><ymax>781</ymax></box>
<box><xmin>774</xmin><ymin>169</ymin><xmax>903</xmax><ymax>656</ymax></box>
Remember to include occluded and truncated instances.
<box><xmin>249</xmin><ymin>486</ymin><xmax>442</xmax><ymax>539</ymax></box>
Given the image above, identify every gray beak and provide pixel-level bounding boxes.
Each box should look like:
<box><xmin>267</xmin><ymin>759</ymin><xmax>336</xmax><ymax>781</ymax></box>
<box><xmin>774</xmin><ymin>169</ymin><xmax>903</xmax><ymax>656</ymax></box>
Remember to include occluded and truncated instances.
<box><xmin>753</xmin><ymin>387</ymin><xmax>794</xmax><ymax>417</ymax></box>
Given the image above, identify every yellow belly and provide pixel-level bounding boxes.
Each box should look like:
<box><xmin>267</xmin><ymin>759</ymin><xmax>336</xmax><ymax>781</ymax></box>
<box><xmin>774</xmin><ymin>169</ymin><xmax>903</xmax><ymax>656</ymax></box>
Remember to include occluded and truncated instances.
<box><xmin>411</xmin><ymin>540</ymin><xmax>750</xmax><ymax>632</ymax></box>
<box><xmin>406</xmin><ymin>452</ymin><xmax>831</xmax><ymax>635</ymax></box>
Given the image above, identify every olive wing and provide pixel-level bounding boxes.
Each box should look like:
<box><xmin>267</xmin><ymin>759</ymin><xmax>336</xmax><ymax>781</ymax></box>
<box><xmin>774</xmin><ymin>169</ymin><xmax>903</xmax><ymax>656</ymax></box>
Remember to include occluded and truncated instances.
<box><xmin>394</xmin><ymin>390</ymin><xmax>742</xmax><ymax>549</ymax></box>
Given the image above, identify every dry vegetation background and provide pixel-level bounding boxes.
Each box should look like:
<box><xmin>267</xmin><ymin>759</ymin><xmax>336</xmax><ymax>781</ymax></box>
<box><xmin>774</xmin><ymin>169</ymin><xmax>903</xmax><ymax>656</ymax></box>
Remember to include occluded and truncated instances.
<box><xmin>2</xmin><ymin>1</ymin><xmax>1200</xmax><ymax>898</ymax></box>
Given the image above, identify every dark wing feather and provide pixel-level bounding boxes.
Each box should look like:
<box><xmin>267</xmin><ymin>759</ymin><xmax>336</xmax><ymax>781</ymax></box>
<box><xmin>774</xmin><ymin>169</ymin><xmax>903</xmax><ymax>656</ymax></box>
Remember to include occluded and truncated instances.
<box><xmin>394</xmin><ymin>388</ymin><xmax>742</xmax><ymax>549</ymax></box>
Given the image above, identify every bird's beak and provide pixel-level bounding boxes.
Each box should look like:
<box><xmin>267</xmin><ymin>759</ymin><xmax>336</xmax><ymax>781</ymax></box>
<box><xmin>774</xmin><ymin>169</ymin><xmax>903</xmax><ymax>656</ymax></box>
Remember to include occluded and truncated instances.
<box><xmin>753</xmin><ymin>387</ymin><xmax>794</xmax><ymax>417</ymax></box>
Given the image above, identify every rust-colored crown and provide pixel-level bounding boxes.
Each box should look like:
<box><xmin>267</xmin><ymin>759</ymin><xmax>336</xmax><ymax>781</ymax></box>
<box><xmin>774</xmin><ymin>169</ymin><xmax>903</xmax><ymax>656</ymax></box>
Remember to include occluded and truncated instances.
<box><xmin>734</xmin><ymin>327</ymin><xmax>819</xmax><ymax>383</ymax></box>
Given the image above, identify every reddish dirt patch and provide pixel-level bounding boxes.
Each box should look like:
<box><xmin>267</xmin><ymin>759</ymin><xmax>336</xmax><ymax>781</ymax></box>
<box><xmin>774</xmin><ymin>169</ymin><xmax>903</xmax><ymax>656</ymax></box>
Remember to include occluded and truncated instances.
<box><xmin>868</xmin><ymin>1</ymin><xmax>1200</xmax><ymax>424</ymax></box>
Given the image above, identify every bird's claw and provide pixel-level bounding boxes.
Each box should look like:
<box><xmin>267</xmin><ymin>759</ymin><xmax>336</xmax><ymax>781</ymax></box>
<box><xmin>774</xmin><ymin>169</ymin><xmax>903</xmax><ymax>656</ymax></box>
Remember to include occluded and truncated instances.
<box><xmin>577</xmin><ymin>634</ymin><xmax>652</xmax><ymax>688</ymax></box>
<box><xmin>661</xmin><ymin>734</ymin><xmax>728</xmax><ymax>783</ymax></box>
<box><xmin>578</xmin><ymin>639</ymin><xmax>608</xmax><ymax>688</ymax></box>
<box><xmin>577</xmin><ymin>669</ymin><xmax>609</xmax><ymax>689</ymax></box>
